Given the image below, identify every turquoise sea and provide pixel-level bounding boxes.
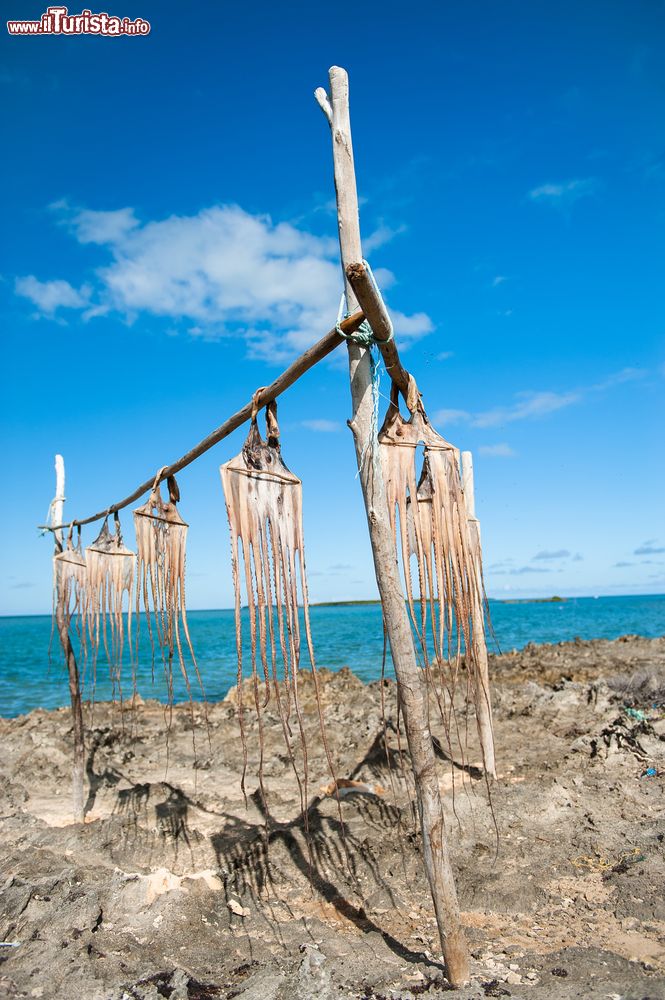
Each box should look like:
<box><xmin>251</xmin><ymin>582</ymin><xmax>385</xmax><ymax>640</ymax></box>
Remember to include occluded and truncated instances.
<box><xmin>0</xmin><ymin>594</ymin><xmax>663</xmax><ymax>718</ymax></box>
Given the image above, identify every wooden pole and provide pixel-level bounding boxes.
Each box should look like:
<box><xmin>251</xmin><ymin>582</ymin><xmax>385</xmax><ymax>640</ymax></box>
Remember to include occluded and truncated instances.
<box><xmin>461</xmin><ymin>451</ymin><xmax>496</xmax><ymax>778</ymax></box>
<box><xmin>345</xmin><ymin>261</ymin><xmax>412</xmax><ymax>401</ymax></box>
<box><xmin>41</xmin><ymin>310</ymin><xmax>365</xmax><ymax>535</ymax></box>
<box><xmin>52</xmin><ymin>455</ymin><xmax>86</xmax><ymax>823</ymax></box>
<box><xmin>316</xmin><ymin>66</ymin><xmax>470</xmax><ymax>987</ymax></box>
<box><xmin>348</xmin><ymin>261</ymin><xmax>495</xmax><ymax>778</ymax></box>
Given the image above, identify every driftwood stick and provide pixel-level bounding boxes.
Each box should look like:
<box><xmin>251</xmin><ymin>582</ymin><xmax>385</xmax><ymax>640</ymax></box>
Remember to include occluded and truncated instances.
<box><xmin>461</xmin><ymin>450</ymin><xmax>475</xmax><ymax>517</ymax></box>
<box><xmin>40</xmin><ymin>310</ymin><xmax>364</xmax><ymax>534</ymax></box>
<box><xmin>461</xmin><ymin>451</ymin><xmax>496</xmax><ymax>778</ymax></box>
<box><xmin>317</xmin><ymin>65</ymin><xmax>470</xmax><ymax>987</ymax></box>
<box><xmin>51</xmin><ymin>455</ymin><xmax>86</xmax><ymax>823</ymax></box>
<box><xmin>345</xmin><ymin>261</ymin><xmax>412</xmax><ymax>401</ymax></box>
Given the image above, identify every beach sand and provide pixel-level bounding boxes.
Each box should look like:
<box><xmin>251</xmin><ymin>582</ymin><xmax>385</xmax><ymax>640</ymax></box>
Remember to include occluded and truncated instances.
<box><xmin>0</xmin><ymin>636</ymin><xmax>663</xmax><ymax>999</ymax></box>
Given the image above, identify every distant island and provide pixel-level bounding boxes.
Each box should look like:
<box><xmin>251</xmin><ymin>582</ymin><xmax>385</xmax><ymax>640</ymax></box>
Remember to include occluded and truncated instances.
<box><xmin>494</xmin><ymin>596</ymin><xmax>567</xmax><ymax>605</ymax></box>
<box><xmin>312</xmin><ymin>596</ymin><xmax>568</xmax><ymax>607</ymax></box>
<box><xmin>311</xmin><ymin>599</ymin><xmax>381</xmax><ymax>607</ymax></box>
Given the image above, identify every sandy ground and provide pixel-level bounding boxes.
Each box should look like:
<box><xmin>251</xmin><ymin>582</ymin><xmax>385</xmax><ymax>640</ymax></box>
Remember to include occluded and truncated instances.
<box><xmin>0</xmin><ymin>635</ymin><xmax>664</xmax><ymax>999</ymax></box>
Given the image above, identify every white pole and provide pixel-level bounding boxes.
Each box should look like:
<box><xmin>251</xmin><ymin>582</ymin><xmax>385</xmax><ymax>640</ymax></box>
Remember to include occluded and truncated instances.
<box><xmin>461</xmin><ymin>451</ymin><xmax>475</xmax><ymax>518</ymax></box>
<box><xmin>461</xmin><ymin>451</ymin><xmax>496</xmax><ymax>778</ymax></box>
<box><xmin>53</xmin><ymin>454</ymin><xmax>65</xmax><ymax>554</ymax></box>
<box><xmin>51</xmin><ymin>455</ymin><xmax>86</xmax><ymax>821</ymax></box>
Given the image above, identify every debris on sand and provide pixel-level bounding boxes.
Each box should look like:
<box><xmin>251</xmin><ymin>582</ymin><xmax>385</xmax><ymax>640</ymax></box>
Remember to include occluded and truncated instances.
<box><xmin>0</xmin><ymin>635</ymin><xmax>663</xmax><ymax>998</ymax></box>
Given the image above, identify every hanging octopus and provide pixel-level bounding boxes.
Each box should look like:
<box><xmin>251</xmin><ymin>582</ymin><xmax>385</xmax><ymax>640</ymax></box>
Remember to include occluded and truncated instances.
<box><xmin>133</xmin><ymin>471</ymin><xmax>205</xmax><ymax>718</ymax></box>
<box><xmin>85</xmin><ymin>514</ymin><xmax>134</xmax><ymax>699</ymax></box>
<box><xmin>378</xmin><ymin>375</ymin><xmax>496</xmax><ymax>775</ymax></box>
<box><xmin>52</xmin><ymin>524</ymin><xmax>88</xmax><ymax>661</ymax></box>
<box><xmin>220</xmin><ymin>394</ymin><xmax>337</xmax><ymax>814</ymax></box>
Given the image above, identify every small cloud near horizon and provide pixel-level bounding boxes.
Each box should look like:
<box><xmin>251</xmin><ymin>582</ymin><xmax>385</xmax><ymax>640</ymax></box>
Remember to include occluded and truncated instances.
<box><xmin>533</xmin><ymin>549</ymin><xmax>571</xmax><ymax>561</ymax></box>
<box><xmin>478</xmin><ymin>443</ymin><xmax>516</xmax><ymax>458</ymax></box>
<box><xmin>15</xmin><ymin>276</ymin><xmax>90</xmax><ymax>315</ymax></box>
<box><xmin>431</xmin><ymin>367</ymin><xmax>647</xmax><ymax>430</ymax></box>
<box><xmin>432</xmin><ymin>407</ymin><xmax>470</xmax><ymax>426</ymax></box>
<box><xmin>528</xmin><ymin>177</ymin><xmax>598</xmax><ymax>209</ymax></box>
<box><xmin>490</xmin><ymin>565</ymin><xmax>552</xmax><ymax>576</ymax></box>
<box><xmin>301</xmin><ymin>419</ymin><xmax>343</xmax><ymax>433</ymax></box>
<box><xmin>634</xmin><ymin>539</ymin><xmax>665</xmax><ymax>555</ymax></box>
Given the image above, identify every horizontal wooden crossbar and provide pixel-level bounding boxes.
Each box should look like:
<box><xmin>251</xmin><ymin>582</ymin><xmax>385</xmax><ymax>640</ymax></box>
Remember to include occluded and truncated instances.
<box><xmin>41</xmin><ymin>309</ymin><xmax>366</xmax><ymax>533</ymax></box>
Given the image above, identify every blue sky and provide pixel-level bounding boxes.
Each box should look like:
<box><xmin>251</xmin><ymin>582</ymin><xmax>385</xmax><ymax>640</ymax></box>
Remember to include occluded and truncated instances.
<box><xmin>1</xmin><ymin>0</ymin><xmax>664</xmax><ymax>614</ymax></box>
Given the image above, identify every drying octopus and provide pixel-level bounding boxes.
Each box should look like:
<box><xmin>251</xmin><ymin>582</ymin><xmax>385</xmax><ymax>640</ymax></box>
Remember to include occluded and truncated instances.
<box><xmin>378</xmin><ymin>375</ymin><xmax>495</xmax><ymax>777</ymax></box>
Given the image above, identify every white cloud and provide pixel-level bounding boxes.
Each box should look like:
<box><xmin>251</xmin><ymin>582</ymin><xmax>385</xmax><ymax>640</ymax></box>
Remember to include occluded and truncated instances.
<box><xmin>14</xmin><ymin>275</ymin><xmax>90</xmax><ymax>315</ymax></box>
<box><xmin>528</xmin><ymin>178</ymin><xmax>597</xmax><ymax>207</ymax></box>
<box><xmin>491</xmin><ymin>275</ymin><xmax>508</xmax><ymax>287</ymax></box>
<box><xmin>491</xmin><ymin>564</ymin><xmax>552</xmax><ymax>576</ymax></box>
<box><xmin>61</xmin><ymin>204</ymin><xmax>139</xmax><ymax>244</ymax></box>
<box><xmin>473</xmin><ymin>390</ymin><xmax>580</xmax><ymax>428</ymax></box>
<box><xmin>363</xmin><ymin>223</ymin><xmax>406</xmax><ymax>253</ymax></box>
<box><xmin>635</xmin><ymin>540</ymin><xmax>665</xmax><ymax>555</ymax></box>
<box><xmin>432</xmin><ymin>366</ymin><xmax>646</xmax><ymax>430</ymax></box>
<box><xmin>390</xmin><ymin>309</ymin><xmax>433</xmax><ymax>342</ymax></box>
<box><xmin>371</xmin><ymin>266</ymin><xmax>396</xmax><ymax>290</ymax></box>
<box><xmin>431</xmin><ymin>408</ymin><xmax>471</xmax><ymax>426</ymax></box>
<box><xmin>16</xmin><ymin>202</ymin><xmax>433</xmax><ymax>358</ymax></box>
<box><xmin>532</xmin><ymin>549</ymin><xmax>570</xmax><ymax>561</ymax></box>
<box><xmin>436</xmin><ymin>350</ymin><xmax>454</xmax><ymax>361</ymax></box>
<box><xmin>511</xmin><ymin>566</ymin><xmax>551</xmax><ymax>575</ymax></box>
<box><xmin>592</xmin><ymin>367</ymin><xmax>647</xmax><ymax>391</ymax></box>
<box><xmin>478</xmin><ymin>443</ymin><xmax>516</xmax><ymax>458</ymax></box>
<box><xmin>301</xmin><ymin>419</ymin><xmax>343</xmax><ymax>433</ymax></box>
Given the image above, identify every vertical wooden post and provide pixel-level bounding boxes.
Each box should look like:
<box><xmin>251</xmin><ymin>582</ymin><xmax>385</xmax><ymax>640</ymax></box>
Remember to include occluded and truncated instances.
<box><xmin>315</xmin><ymin>67</ymin><xmax>470</xmax><ymax>987</ymax></box>
<box><xmin>52</xmin><ymin>455</ymin><xmax>86</xmax><ymax>823</ymax></box>
<box><xmin>461</xmin><ymin>451</ymin><xmax>496</xmax><ymax>778</ymax></box>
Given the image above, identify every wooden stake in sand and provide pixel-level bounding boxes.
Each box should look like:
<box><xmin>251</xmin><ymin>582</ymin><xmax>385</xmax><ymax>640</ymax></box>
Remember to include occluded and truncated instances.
<box><xmin>50</xmin><ymin>455</ymin><xmax>86</xmax><ymax>823</ymax></box>
<box><xmin>315</xmin><ymin>66</ymin><xmax>470</xmax><ymax>987</ymax></box>
<box><xmin>462</xmin><ymin>451</ymin><xmax>496</xmax><ymax>778</ymax></box>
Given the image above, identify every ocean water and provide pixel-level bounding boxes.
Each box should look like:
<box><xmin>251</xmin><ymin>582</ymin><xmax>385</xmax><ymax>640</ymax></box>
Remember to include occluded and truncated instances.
<box><xmin>0</xmin><ymin>594</ymin><xmax>663</xmax><ymax>718</ymax></box>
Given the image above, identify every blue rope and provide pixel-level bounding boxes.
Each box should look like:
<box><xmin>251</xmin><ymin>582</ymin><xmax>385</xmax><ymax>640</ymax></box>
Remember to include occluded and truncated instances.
<box><xmin>334</xmin><ymin>260</ymin><xmax>388</xmax><ymax>475</ymax></box>
<box><xmin>353</xmin><ymin>343</ymin><xmax>382</xmax><ymax>479</ymax></box>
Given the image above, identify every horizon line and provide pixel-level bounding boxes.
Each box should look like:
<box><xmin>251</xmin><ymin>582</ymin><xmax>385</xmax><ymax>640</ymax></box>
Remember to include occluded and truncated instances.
<box><xmin>1</xmin><ymin>591</ymin><xmax>663</xmax><ymax>619</ymax></box>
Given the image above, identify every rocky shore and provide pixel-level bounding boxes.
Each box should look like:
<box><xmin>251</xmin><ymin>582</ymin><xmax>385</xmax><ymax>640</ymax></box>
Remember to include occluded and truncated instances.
<box><xmin>0</xmin><ymin>636</ymin><xmax>663</xmax><ymax>999</ymax></box>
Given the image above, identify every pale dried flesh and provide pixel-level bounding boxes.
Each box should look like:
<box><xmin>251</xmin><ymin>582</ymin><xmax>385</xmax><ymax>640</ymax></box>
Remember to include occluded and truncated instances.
<box><xmin>220</xmin><ymin>402</ymin><xmax>338</xmax><ymax>822</ymax></box>
<box><xmin>133</xmin><ymin>479</ymin><xmax>205</xmax><ymax>735</ymax></box>
<box><xmin>85</xmin><ymin>518</ymin><xmax>134</xmax><ymax>701</ymax></box>
<box><xmin>378</xmin><ymin>378</ymin><xmax>495</xmax><ymax>774</ymax></box>
<box><xmin>52</xmin><ymin>530</ymin><xmax>88</xmax><ymax>664</ymax></box>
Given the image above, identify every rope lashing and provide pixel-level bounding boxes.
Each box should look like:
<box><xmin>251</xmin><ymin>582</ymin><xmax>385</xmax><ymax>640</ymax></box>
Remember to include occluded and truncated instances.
<box><xmin>336</xmin><ymin>259</ymin><xmax>394</xmax><ymax>346</ymax></box>
<box><xmin>354</xmin><ymin>345</ymin><xmax>382</xmax><ymax>479</ymax></box>
<box><xmin>336</xmin><ymin>263</ymin><xmax>386</xmax><ymax>476</ymax></box>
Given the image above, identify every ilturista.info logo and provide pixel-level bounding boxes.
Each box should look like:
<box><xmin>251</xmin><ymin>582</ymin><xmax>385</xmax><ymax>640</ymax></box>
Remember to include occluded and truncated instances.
<box><xmin>7</xmin><ymin>6</ymin><xmax>150</xmax><ymax>35</ymax></box>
